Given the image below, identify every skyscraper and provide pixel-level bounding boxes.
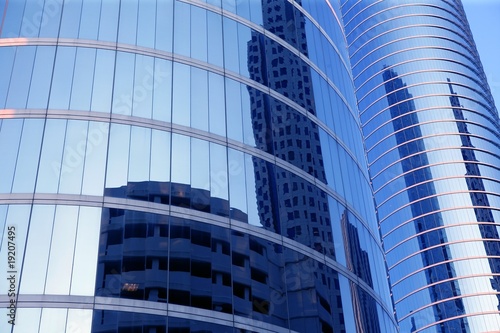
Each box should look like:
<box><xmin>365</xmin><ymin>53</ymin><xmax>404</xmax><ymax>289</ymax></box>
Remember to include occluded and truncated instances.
<box><xmin>341</xmin><ymin>0</ymin><xmax>500</xmax><ymax>331</ymax></box>
<box><xmin>0</xmin><ymin>0</ymin><xmax>396</xmax><ymax>332</ymax></box>
<box><xmin>1</xmin><ymin>1</ymin><xmax>499</xmax><ymax>333</ymax></box>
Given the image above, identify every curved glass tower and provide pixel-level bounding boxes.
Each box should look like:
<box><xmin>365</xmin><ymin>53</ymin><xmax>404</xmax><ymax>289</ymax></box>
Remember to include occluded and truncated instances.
<box><xmin>0</xmin><ymin>0</ymin><xmax>396</xmax><ymax>332</ymax></box>
<box><xmin>341</xmin><ymin>0</ymin><xmax>500</xmax><ymax>332</ymax></box>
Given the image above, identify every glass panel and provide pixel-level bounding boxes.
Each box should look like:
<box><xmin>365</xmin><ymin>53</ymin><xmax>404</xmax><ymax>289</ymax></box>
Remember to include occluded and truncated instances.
<box><xmin>150</xmin><ymin>129</ymin><xmax>171</xmax><ymax>182</ymax></box>
<box><xmin>112</xmin><ymin>52</ymin><xmax>135</xmax><ymax>116</ymax></box>
<box><xmin>20</xmin><ymin>205</ymin><xmax>55</xmax><ymax>294</ymax></box>
<box><xmin>190</xmin><ymin>138</ymin><xmax>210</xmax><ymax>192</ymax></box>
<box><xmin>118</xmin><ymin>0</ymin><xmax>138</xmax><ymax>45</ymax></box>
<box><xmin>91</xmin><ymin>49</ymin><xmax>115</xmax><ymax>112</ymax></box>
<box><xmin>11</xmin><ymin>308</ymin><xmax>41</xmax><ymax>333</ymax></box>
<box><xmin>98</xmin><ymin>0</ymin><xmax>119</xmax><ymax>41</ymax></box>
<box><xmin>39</xmin><ymin>308</ymin><xmax>67</xmax><ymax>333</ymax></box>
<box><xmin>38</xmin><ymin>0</ymin><xmax>63</xmax><ymax>37</ymax></box>
<box><xmin>207</xmin><ymin>10</ymin><xmax>223</xmax><ymax>68</ymax></box>
<box><xmin>172</xmin><ymin>63</ymin><xmax>190</xmax><ymax>126</ymax></box>
<box><xmin>27</xmin><ymin>46</ymin><xmax>56</xmax><ymax>108</ymax></box>
<box><xmin>11</xmin><ymin>119</ymin><xmax>44</xmax><ymax>193</ymax></box>
<box><xmin>49</xmin><ymin>47</ymin><xmax>76</xmax><ymax>110</ymax></box>
<box><xmin>105</xmin><ymin>123</ymin><xmax>130</xmax><ymax>188</ymax></box>
<box><xmin>155</xmin><ymin>0</ymin><xmax>174</xmax><ymax>52</ymax></box>
<box><xmin>0</xmin><ymin>0</ymin><xmax>25</xmax><ymax>38</ymax></box>
<box><xmin>208</xmin><ymin>72</ymin><xmax>225</xmax><ymax>136</ymax></box>
<box><xmin>132</xmin><ymin>55</ymin><xmax>154</xmax><ymax>119</ymax></box>
<box><xmin>210</xmin><ymin>143</ymin><xmax>228</xmax><ymax>216</ymax></box>
<box><xmin>81</xmin><ymin>121</ymin><xmax>109</xmax><ymax>196</ymax></box>
<box><xmin>191</xmin><ymin>5</ymin><xmax>207</xmax><ymax>62</ymax></box>
<box><xmin>78</xmin><ymin>0</ymin><xmax>100</xmax><ymax>39</ymax></box>
<box><xmin>0</xmin><ymin>119</ymin><xmax>23</xmax><ymax>193</ymax></box>
<box><xmin>128</xmin><ymin>126</ymin><xmax>151</xmax><ymax>182</ymax></box>
<box><xmin>66</xmin><ymin>309</ymin><xmax>92</xmax><ymax>333</ymax></box>
<box><xmin>58</xmin><ymin>120</ymin><xmax>88</xmax><ymax>194</ymax></box>
<box><xmin>45</xmin><ymin>205</ymin><xmax>79</xmax><ymax>294</ymax></box>
<box><xmin>5</xmin><ymin>46</ymin><xmax>36</xmax><ymax>108</ymax></box>
<box><xmin>191</xmin><ymin>67</ymin><xmax>209</xmax><ymax>131</ymax></box>
<box><xmin>137</xmin><ymin>0</ymin><xmax>155</xmax><ymax>48</ymax></box>
<box><xmin>0</xmin><ymin>205</ymin><xmax>31</xmax><ymax>295</ymax></box>
<box><xmin>228</xmin><ymin>148</ymin><xmax>247</xmax><ymax>221</ymax></box>
<box><xmin>225</xmin><ymin>78</ymin><xmax>243</xmax><ymax>142</ymax></box>
<box><xmin>171</xmin><ymin>133</ymin><xmax>190</xmax><ymax>185</ymax></box>
<box><xmin>173</xmin><ymin>1</ymin><xmax>190</xmax><ymax>57</ymax></box>
<box><xmin>60</xmin><ymin>0</ymin><xmax>82</xmax><ymax>38</ymax></box>
<box><xmin>70</xmin><ymin>47</ymin><xmax>96</xmax><ymax>111</ymax></box>
<box><xmin>71</xmin><ymin>207</ymin><xmax>101</xmax><ymax>295</ymax></box>
<box><xmin>0</xmin><ymin>46</ymin><xmax>16</xmax><ymax>108</ymax></box>
<box><xmin>152</xmin><ymin>58</ymin><xmax>173</xmax><ymax>122</ymax></box>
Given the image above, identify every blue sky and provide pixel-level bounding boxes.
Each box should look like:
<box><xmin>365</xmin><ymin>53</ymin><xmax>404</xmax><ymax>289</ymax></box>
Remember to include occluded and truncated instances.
<box><xmin>462</xmin><ymin>0</ymin><xmax>500</xmax><ymax>111</ymax></box>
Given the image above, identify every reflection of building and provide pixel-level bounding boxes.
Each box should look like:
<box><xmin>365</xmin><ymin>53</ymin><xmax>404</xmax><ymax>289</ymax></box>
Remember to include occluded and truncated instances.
<box><xmin>383</xmin><ymin>69</ymin><xmax>468</xmax><ymax>332</ymax></box>
<box><xmin>341</xmin><ymin>210</ymin><xmax>380</xmax><ymax>333</ymax></box>
<box><xmin>448</xmin><ymin>79</ymin><xmax>500</xmax><ymax>309</ymax></box>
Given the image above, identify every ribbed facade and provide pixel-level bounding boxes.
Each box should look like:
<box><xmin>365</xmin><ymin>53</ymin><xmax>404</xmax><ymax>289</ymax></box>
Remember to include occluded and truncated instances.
<box><xmin>0</xmin><ymin>1</ymin><xmax>397</xmax><ymax>333</ymax></box>
<box><xmin>341</xmin><ymin>1</ymin><xmax>500</xmax><ymax>332</ymax></box>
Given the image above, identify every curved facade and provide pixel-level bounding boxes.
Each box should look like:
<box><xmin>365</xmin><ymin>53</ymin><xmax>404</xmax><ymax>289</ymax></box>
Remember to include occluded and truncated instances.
<box><xmin>0</xmin><ymin>1</ymin><xmax>397</xmax><ymax>332</ymax></box>
<box><xmin>341</xmin><ymin>0</ymin><xmax>500</xmax><ymax>332</ymax></box>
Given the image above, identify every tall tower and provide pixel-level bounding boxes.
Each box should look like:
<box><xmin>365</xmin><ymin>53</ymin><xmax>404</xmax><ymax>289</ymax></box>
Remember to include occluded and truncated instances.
<box><xmin>341</xmin><ymin>1</ymin><xmax>500</xmax><ymax>331</ymax></box>
<box><xmin>0</xmin><ymin>1</ymin><xmax>396</xmax><ymax>332</ymax></box>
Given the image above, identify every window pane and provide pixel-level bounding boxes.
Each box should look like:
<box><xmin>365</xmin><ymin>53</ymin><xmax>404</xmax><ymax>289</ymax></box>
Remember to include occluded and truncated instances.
<box><xmin>106</xmin><ymin>123</ymin><xmax>130</xmax><ymax>188</ymax></box>
<box><xmin>71</xmin><ymin>207</ymin><xmax>101</xmax><ymax>295</ymax></box>
<box><xmin>11</xmin><ymin>308</ymin><xmax>41</xmax><ymax>333</ymax></box>
<box><xmin>79</xmin><ymin>0</ymin><xmax>100</xmax><ymax>39</ymax></box>
<box><xmin>49</xmin><ymin>47</ymin><xmax>76</xmax><ymax>110</ymax></box>
<box><xmin>70</xmin><ymin>47</ymin><xmax>96</xmax><ymax>111</ymax></box>
<box><xmin>39</xmin><ymin>308</ymin><xmax>67</xmax><ymax>333</ymax></box>
<box><xmin>19</xmin><ymin>205</ymin><xmax>55</xmax><ymax>294</ymax></box>
<box><xmin>150</xmin><ymin>129</ymin><xmax>170</xmax><ymax>182</ymax></box>
<box><xmin>12</xmin><ymin>119</ymin><xmax>44</xmax><ymax>193</ymax></box>
<box><xmin>60</xmin><ymin>0</ymin><xmax>82</xmax><ymax>38</ymax></box>
<box><xmin>0</xmin><ymin>47</ymin><xmax>16</xmax><ymax>108</ymax></box>
<box><xmin>137</xmin><ymin>0</ymin><xmax>155</xmax><ymax>48</ymax></box>
<box><xmin>99</xmin><ymin>0</ymin><xmax>119</xmax><ymax>42</ymax></box>
<box><xmin>172</xmin><ymin>63</ymin><xmax>190</xmax><ymax>126</ymax></box>
<box><xmin>112</xmin><ymin>52</ymin><xmax>135</xmax><ymax>116</ymax></box>
<box><xmin>91</xmin><ymin>49</ymin><xmax>115</xmax><ymax>113</ymax></box>
<box><xmin>132</xmin><ymin>55</ymin><xmax>154</xmax><ymax>118</ymax></box>
<box><xmin>0</xmin><ymin>205</ymin><xmax>31</xmax><ymax>294</ymax></box>
<box><xmin>155</xmin><ymin>0</ymin><xmax>174</xmax><ymax>52</ymax></box>
<box><xmin>152</xmin><ymin>58</ymin><xmax>172</xmax><ymax>122</ymax></box>
<box><xmin>208</xmin><ymin>72</ymin><xmax>225</xmax><ymax>136</ymax></box>
<box><xmin>58</xmin><ymin>120</ymin><xmax>88</xmax><ymax>194</ymax></box>
<box><xmin>190</xmin><ymin>138</ymin><xmax>209</xmax><ymax>191</ymax></box>
<box><xmin>35</xmin><ymin>119</ymin><xmax>66</xmax><ymax>193</ymax></box>
<box><xmin>128</xmin><ymin>126</ymin><xmax>151</xmax><ymax>182</ymax></box>
<box><xmin>171</xmin><ymin>134</ymin><xmax>190</xmax><ymax>185</ymax></box>
<box><xmin>6</xmin><ymin>46</ymin><xmax>36</xmax><ymax>108</ymax></box>
<box><xmin>0</xmin><ymin>119</ymin><xmax>23</xmax><ymax>193</ymax></box>
<box><xmin>27</xmin><ymin>46</ymin><xmax>56</xmax><ymax>108</ymax></box>
<box><xmin>191</xmin><ymin>67</ymin><xmax>208</xmax><ymax>131</ymax></box>
<box><xmin>81</xmin><ymin>121</ymin><xmax>109</xmax><ymax>196</ymax></box>
<box><xmin>39</xmin><ymin>0</ymin><xmax>63</xmax><ymax>37</ymax></box>
<box><xmin>66</xmin><ymin>309</ymin><xmax>92</xmax><ymax>333</ymax></box>
<box><xmin>118</xmin><ymin>0</ymin><xmax>138</xmax><ymax>45</ymax></box>
<box><xmin>45</xmin><ymin>205</ymin><xmax>79</xmax><ymax>294</ymax></box>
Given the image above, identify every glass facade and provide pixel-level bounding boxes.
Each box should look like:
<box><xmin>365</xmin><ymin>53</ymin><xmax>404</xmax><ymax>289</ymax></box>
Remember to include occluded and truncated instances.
<box><xmin>341</xmin><ymin>0</ymin><xmax>500</xmax><ymax>332</ymax></box>
<box><xmin>0</xmin><ymin>1</ymin><xmax>397</xmax><ymax>332</ymax></box>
